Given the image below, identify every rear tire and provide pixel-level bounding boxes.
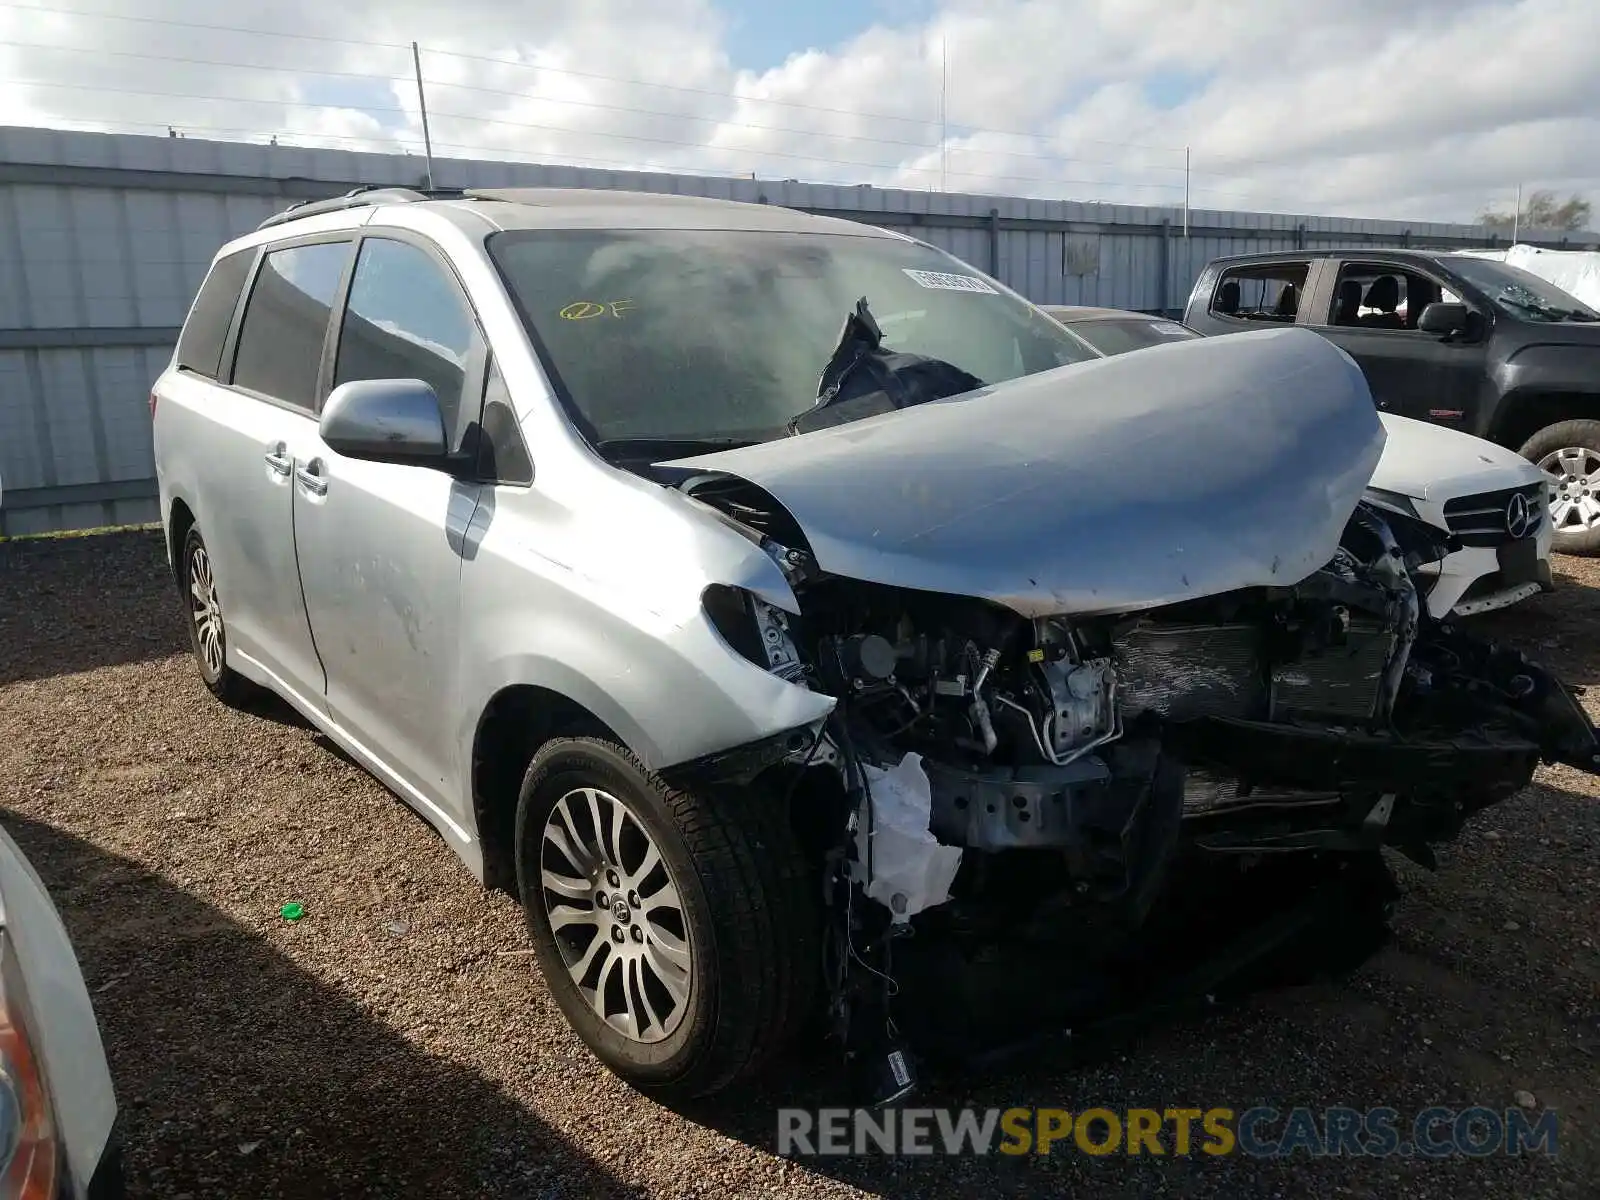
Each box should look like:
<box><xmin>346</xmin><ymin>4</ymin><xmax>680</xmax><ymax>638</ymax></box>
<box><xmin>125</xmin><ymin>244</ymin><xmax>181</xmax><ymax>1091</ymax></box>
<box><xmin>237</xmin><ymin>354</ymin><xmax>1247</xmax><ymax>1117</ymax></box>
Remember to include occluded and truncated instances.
<box><xmin>514</xmin><ymin>737</ymin><xmax>819</xmax><ymax>1099</ymax></box>
<box><xmin>1519</xmin><ymin>419</ymin><xmax>1600</xmax><ymax>556</ymax></box>
<box><xmin>179</xmin><ymin>527</ymin><xmax>254</xmax><ymax>705</ymax></box>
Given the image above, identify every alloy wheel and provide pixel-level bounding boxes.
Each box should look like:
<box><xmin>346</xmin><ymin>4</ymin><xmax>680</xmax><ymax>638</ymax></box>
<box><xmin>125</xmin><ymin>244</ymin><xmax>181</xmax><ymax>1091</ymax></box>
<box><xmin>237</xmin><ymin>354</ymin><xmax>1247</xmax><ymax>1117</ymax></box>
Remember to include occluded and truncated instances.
<box><xmin>188</xmin><ymin>544</ymin><xmax>224</xmax><ymax>678</ymax></box>
<box><xmin>539</xmin><ymin>786</ymin><xmax>692</xmax><ymax>1043</ymax></box>
<box><xmin>1539</xmin><ymin>445</ymin><xmax>1600</xmax><ymax>533</ymax></box>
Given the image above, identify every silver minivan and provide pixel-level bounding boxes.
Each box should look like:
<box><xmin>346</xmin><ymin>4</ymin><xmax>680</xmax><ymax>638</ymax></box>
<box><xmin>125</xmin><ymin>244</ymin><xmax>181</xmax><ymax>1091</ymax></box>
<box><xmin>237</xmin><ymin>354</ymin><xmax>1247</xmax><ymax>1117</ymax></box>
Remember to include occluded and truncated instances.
<box><xmin>154</xmin><ymin>187</ymin><xmax>1600</xmax><ymax>1100</ymax></box>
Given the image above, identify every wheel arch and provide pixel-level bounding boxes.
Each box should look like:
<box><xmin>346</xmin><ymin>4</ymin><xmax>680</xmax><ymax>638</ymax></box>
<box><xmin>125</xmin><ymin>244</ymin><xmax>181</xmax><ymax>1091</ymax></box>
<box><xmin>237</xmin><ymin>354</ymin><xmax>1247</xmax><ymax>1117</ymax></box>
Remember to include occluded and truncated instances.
<box><xmin>470</xmin><ymin>684</ymin><xmax>624</xmax><ymax>892</ymax></box>
<box><xmin>167</xmin><ymin>495</ymin><xmax>197</xmax><ymax>587</ymax></box>
<box><xmin>1489</xmin><ymin>388</ymin><xmax>1600</xmax><ymax>451</ymax></box>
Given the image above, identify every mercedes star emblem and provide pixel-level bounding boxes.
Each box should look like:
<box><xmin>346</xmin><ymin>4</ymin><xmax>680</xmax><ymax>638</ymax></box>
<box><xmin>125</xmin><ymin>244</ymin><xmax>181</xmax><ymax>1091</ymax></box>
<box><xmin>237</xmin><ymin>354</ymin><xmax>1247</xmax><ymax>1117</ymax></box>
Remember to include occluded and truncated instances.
<box><xmin>1505</xmin><ymin>491</ymin><xmax>1533</xmax><ymax>540</ymax></box>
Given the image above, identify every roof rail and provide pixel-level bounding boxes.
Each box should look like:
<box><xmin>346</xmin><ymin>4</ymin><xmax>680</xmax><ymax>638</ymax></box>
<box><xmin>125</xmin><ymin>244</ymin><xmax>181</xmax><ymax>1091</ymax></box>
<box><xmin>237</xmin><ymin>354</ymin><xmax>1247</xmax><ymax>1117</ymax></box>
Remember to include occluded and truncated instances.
<box><xmin>256</xmin><ymin>185</ymin><xmax>467</xmax><ymax>231</ymax></box>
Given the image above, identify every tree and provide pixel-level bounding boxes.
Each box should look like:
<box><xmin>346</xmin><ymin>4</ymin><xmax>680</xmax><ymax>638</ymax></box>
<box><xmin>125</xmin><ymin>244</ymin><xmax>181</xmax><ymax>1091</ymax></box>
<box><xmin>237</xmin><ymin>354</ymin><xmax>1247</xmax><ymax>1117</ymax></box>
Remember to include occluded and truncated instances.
<box><xmin>1478</xmin><ymin>189</ymin><xmax>1593</xmax><ymax>233</ymax></box>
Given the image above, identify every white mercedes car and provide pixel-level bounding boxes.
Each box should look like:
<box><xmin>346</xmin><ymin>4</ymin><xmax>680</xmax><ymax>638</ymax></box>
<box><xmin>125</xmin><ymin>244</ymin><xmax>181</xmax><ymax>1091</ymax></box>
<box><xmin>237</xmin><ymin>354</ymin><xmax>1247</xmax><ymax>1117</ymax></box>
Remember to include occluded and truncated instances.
<box><xmin>1042</xmin><ymin>305</ymin><xmax>1554</xmax><ymax>620</ymax></box>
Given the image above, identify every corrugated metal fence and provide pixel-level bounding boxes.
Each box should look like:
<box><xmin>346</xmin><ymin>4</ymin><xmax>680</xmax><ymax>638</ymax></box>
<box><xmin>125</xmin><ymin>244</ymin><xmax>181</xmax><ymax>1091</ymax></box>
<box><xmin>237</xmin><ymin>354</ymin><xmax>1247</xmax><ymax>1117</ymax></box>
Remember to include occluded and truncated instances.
<box><xmin>2</xmin><ymin>124</ymin><xmax>1594</xmax><ymax>535</ymax></box>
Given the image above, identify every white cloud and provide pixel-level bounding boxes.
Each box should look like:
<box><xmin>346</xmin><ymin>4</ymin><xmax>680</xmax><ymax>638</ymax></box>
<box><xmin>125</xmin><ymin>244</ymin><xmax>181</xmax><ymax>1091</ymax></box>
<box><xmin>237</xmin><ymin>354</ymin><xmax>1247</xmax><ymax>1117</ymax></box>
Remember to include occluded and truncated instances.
<box><xmin>0</xmin><ymin>0</ymin><xmax>1593</xmax><ymax>226</ymax></box>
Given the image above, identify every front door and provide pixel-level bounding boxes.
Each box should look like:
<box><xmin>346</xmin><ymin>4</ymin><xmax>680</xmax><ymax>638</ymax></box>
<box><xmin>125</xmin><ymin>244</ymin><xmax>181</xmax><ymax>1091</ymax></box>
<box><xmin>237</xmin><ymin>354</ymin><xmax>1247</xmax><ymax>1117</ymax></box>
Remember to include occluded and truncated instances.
<box><xmin>291</xmin><ymin>234</ymin><xmax>489</xmax><ymax>810</ymax></box>
<box><xmin>1309</xmin><ymin>260</ymin><xmax>1489</xmax><ymax>426</ymax></box>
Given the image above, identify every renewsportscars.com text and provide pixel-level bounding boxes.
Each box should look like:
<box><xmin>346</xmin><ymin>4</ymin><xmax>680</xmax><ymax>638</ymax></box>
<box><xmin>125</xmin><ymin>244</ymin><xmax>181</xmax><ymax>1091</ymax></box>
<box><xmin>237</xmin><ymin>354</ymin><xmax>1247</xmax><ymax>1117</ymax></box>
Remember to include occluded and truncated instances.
<box><xmin>777</xmin><ymin>1105</ymin><xmax>1559</xmax><ymax>1159</ymax></box>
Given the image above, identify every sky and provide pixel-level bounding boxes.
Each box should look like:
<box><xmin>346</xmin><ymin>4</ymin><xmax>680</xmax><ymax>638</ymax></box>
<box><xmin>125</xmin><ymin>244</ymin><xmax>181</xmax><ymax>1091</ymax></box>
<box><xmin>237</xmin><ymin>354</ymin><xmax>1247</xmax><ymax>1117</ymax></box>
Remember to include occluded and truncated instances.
<box><xmin>0</xmin><ymin>0</ymin><xmax>1593</xmax><ymax>227</ymax></box>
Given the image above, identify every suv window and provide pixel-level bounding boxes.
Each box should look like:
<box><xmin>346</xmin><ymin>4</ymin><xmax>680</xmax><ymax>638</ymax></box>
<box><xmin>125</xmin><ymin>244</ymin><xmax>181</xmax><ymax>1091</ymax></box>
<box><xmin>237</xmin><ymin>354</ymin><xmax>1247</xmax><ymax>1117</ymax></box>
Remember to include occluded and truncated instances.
<box><xmin>334</xmin><ymin>238</ymin><xmax>479</xmax><ymax>450</ymax></box>
<box><xmin>1324</xmin><ymin>262</ymin><xmax>1460</xmax><ymax>330</ymax></box>
<box><xmin>231</xmin><ymin>241</ymin><xmax>351</xmax><ymax>410</ymax></box>
<box><xmin>1209</xmin><ymin>263</ymin><xmax>1309</xmax><ymax>323</ymax></box>
<box><xmin>176</xmin><ymin>248</ymin><xmax>255</xmax><ymax>379</ymax></box>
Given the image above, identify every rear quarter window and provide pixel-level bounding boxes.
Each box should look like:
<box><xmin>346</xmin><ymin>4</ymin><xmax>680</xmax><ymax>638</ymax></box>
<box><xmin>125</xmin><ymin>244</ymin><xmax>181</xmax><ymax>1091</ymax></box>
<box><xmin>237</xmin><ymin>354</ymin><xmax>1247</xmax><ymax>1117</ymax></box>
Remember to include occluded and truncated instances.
<box><xmin>174</xmin><ymin>248</ymin><xmax>256</xmax><ymax>380</ymax></box>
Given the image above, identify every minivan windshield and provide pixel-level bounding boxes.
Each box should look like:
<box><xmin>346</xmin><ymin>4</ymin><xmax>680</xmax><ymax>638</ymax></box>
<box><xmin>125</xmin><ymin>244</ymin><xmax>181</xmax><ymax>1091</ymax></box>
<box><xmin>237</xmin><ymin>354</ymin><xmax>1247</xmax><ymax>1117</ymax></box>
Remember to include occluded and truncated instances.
<box><xmin>1447</xmin><ymin>256</ymin><xmax>1600</xmax><ymax>323</ymax></box>
<box><xmin>488</xmin><ymin>228</ymin><xmax>1097</xmax><ymax>447</ymax></box>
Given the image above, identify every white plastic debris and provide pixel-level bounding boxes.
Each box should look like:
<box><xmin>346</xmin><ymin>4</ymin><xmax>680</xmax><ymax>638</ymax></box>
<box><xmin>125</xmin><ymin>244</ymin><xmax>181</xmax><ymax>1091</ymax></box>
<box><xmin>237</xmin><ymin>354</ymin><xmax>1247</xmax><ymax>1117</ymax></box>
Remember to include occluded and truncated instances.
<box><xmin>1449</xmin><ymin>244</ymin><xmax>1600</xmax><ymax>309</ymax></box>
<box><xmin>854</xmin><ymin>752</ymin><xmax>962</xmax><ymax>924</ymax></box>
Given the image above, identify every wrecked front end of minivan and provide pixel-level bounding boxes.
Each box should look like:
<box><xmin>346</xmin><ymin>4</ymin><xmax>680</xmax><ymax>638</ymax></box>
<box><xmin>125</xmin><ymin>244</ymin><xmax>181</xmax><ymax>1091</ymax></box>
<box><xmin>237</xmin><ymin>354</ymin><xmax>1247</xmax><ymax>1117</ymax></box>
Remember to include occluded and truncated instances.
<box><xmin>662</xmin><ymin>328</ymin><xmax>1600</xmax><ymax>1098</ymax></box>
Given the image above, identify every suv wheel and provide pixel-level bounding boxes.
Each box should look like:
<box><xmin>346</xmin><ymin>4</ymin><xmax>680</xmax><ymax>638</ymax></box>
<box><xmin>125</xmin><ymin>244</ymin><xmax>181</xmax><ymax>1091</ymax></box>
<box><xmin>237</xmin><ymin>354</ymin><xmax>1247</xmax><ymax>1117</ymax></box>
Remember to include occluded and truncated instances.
<box><xmin>1520</xmin><ymin>419</ymin><xmax>1600</xmax><ymax>556</ymax></box>
<box><xmin>180</xmin><ymin>527</ymin><xmax>253</xmax><ymax>703</ymax></box>
<box><xmin>514</xmin><ymin>737</ymin><xmax>818</xmax><ymax>1099</ymax></box>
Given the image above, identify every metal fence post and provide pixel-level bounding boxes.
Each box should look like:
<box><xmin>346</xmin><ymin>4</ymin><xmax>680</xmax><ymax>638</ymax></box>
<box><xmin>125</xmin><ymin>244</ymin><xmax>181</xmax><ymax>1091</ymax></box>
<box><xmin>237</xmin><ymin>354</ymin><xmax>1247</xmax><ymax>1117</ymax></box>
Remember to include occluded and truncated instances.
<box><xmin>988</xmin><ymin>208</ymin><xmax>1001</xmax><ymax>279</ymax></box>
<box><xmin>1159</xmin><ymin>218</ymin><xmax>1171</xmax><ymax>315</ymax></box>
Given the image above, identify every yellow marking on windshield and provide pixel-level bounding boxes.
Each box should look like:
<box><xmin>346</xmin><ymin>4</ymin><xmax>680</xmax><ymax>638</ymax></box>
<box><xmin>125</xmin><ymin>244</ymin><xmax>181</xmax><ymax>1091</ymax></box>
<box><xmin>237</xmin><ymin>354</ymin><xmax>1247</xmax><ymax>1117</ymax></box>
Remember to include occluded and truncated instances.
<box><xmin>560</xmin><ymin>300</ymin><xmax>635</xmax><ymax>320</ymax></box>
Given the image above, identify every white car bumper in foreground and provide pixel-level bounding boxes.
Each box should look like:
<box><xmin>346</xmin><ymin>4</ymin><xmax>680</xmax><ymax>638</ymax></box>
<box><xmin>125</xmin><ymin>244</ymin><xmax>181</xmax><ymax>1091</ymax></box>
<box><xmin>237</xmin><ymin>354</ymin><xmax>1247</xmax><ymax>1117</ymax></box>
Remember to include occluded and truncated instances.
<box><xmin>0</xmin><ymin>826</ymin><xmax>121</xmax><ymax>1199</ymax></box>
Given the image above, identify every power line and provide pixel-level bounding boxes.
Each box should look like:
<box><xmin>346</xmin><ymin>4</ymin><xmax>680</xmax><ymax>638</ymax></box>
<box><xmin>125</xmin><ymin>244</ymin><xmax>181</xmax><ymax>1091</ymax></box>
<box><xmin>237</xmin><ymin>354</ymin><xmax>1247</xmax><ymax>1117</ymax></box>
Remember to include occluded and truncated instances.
<box><xmin>0</xmin><ymin>1</ymin><xmax>408</xmax><ymax>51</ymax></box>
<box><xmin>25</xmin><ymin>108</ymin><xmax>1299</xmax><ymax>208</ymax></box>
<box><xmin>0</xmin><ymin>36</ymin><xmax>410</xmax><ymax>82</ymax></box>
<box><xmin>9</xmin><ymin>76</ymin><xmax>412</xmax><ymax>118</ymax></box>
<box><xmin>2</xmin><ymin>49</ymin><xmax>1198</xmax><ymax>178</ymax></box>
<box><xmin>6</xmin><ymin>73</ymin><xmax>946</xmax><ymax>154</ymax></box>
<box><xmin>0</xmin><ymin>41</ymin><xmax>1204</xmax><ymax>181</ymax></box>
<box><xmin>2</xmin><ymin>92</ymin><xmax>1253</xmax><ymax>200</ymax></box>
<box><xmin>0</xmin><ymin>10</ymin><xmax>944</xmax><ymax>130</ymax></box>
<box><xmin>0</xmin><ymin>15</ymin><xmax>1303</xmax><ymax>199</ymax></box>
<box><xmin>0</xmin><ymin>2</ymin><xmax>1202</xmax><ymax>157</ymax></box>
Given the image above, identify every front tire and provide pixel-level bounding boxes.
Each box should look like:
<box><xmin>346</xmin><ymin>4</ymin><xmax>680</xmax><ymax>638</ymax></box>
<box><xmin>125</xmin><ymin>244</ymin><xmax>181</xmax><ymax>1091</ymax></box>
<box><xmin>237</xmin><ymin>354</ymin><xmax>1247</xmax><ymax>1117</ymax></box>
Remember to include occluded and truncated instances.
<box><xmin>1519</xmin><ymin>419</ymin><xmax>1600</xmax><ymax>556</ymax></box>
<box><xmin>514</xmin><ymin>737</ymin><xmax>819</xmax><ymax>1099</ymax></box>
<box><xmin>180</xmin><ymin>527</ymin><xmax>253</xmax><ymax>704</ymax></box>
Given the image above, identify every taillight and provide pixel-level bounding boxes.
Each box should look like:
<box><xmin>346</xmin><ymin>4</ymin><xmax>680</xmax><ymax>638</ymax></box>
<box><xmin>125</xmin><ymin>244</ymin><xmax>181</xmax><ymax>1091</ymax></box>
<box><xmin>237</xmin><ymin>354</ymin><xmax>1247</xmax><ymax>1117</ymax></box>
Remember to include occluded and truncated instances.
<box><xmin>148</xmin><ymin>389</ymin><xmax>158</xmax><ymax>420</ymax></box>
<box><xmin>0</xmin><ymin>933</ymin><xmax>58</xmax><ymax>1199</ymax></box>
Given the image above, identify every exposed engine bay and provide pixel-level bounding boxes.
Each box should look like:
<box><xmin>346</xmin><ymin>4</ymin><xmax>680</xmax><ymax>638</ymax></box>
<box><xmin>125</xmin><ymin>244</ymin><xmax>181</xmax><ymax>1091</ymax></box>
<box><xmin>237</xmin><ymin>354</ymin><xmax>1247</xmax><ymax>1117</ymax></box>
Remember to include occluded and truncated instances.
<box><xmin>639</xmin><ymin>318</ymin><xmax>1600</xmax><ymax>1102</ymax></box>
<box><xmin>683</xmin><ymin>471</ymin><xmax>1600</xmax><ymax>1100</ymax></box>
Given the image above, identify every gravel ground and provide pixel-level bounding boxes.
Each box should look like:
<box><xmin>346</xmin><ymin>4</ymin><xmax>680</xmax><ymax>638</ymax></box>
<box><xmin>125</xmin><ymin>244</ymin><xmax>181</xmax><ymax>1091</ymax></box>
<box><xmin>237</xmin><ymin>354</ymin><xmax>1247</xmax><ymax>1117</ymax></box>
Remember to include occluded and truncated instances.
<box><xmin>0</xmin><ymin>528</ymin><xmax>1597</xmax><ymax>1199</ymax></box>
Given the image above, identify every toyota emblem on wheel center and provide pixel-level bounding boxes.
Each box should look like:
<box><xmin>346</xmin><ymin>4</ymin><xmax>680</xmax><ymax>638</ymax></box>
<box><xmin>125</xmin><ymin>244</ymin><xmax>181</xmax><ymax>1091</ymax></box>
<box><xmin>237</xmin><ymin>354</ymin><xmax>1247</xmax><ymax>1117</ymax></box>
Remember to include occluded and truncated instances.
<box><xmin>1506</xmin><ymin>491</ymin><xmax>1533</xmax><ymax>539</ymax></box>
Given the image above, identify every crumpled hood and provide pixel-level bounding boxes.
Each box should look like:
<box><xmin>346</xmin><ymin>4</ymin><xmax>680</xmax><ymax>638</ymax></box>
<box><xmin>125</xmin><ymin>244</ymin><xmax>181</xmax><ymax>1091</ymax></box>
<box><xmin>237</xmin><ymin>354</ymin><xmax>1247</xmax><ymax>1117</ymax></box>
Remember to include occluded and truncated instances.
<box><xmin>666</xmin><ymin>327</ymin><xmax>1385</xmax><ymax>617</ymax></box>
<box><xmin>1372</xmin><ymin>413</ymin><xmax>1545</xmax><ymax>503</ymax></box>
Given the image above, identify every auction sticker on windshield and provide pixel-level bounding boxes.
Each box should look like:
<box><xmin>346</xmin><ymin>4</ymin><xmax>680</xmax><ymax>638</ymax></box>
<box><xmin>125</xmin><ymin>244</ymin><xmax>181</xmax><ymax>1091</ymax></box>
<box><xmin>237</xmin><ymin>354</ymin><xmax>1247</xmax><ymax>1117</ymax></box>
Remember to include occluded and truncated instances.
<box><xmin>902</xmin><ymin>269</ymin><xmax>999</xmax><ymax>294</ymax></box>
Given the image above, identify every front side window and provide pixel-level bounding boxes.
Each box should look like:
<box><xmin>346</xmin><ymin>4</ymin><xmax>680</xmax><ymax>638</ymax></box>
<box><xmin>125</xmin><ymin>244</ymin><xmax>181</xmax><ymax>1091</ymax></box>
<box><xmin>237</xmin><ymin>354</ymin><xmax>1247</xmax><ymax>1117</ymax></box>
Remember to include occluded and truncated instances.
<box><xmin>334</xmin><ymin>238</ymin><xmax>480</xmax><ymax>449</ymax></box>
<box><xmin>1210</xmin><ymin>263</ymin><xmax>1309</xmax><ymax>323</ymax></box>
<box><xmin>1445</xmin><ymin>256</ymin><xmax>1599</xmax><ymax>324</ymax></box>
<box><xmin>1324</xmin><ymin>263</ymin><xmax>1460</xmax><ymax>330</ymax></box>
<box><xmin>488</xmin><ymin>229</ymin><xmax>1096</xmax><ymax>446</ymax></box>
<box><xmin>231</xmin><ymin>241</ymin><xmax>351</xmax><ymax>409</ymax></box>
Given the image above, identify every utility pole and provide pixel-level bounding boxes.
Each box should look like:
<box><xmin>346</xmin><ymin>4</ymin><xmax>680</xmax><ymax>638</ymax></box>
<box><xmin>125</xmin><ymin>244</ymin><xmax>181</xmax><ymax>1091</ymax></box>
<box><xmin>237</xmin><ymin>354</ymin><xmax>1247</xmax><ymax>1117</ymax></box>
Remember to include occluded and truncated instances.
<box><xmin>412</xmin><ymin>41</ymin><xmax>436</xmax><ymax>191</ymax></box>
<box><xmin>939</xmin><ymin>37</ymin><xmax>948</xmax><ymax>193</ymax></box>
<box><xmin>1511</xmin><ymin>181</ymin><xmax>1522</xmax><ymax>244</ymax></box>
<box><xmin>1183</xmin><ymin>145</ymin><xmax>1190</xmax><ymax>238</ymax></box>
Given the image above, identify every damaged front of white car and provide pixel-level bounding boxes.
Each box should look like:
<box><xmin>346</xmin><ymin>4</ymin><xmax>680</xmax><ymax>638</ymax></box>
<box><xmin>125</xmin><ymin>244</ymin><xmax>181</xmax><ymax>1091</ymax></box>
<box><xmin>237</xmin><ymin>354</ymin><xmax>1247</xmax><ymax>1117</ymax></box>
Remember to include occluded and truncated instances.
<box><xmin>659</xmin><ymin>317</ymin><xmax>1600</xmax><ymax>1102</ymax></box>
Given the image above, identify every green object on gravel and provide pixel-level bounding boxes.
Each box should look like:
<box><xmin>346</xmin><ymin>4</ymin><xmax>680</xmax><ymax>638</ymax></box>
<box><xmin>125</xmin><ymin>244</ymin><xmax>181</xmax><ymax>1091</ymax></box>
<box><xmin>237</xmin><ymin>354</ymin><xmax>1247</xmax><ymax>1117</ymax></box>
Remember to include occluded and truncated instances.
<box><xmin>279</xmin><ymin>902</ymin><xmax>305</xmax><ymax>922</ymax></box>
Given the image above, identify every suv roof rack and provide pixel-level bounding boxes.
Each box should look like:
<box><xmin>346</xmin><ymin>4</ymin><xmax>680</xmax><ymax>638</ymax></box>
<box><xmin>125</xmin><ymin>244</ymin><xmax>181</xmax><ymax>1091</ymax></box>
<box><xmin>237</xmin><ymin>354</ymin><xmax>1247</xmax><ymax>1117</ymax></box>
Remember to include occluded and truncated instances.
<box><xmin>256</xmin><ymin>185</ymin><xmax>468</xmax><ymax>231</ymax></box>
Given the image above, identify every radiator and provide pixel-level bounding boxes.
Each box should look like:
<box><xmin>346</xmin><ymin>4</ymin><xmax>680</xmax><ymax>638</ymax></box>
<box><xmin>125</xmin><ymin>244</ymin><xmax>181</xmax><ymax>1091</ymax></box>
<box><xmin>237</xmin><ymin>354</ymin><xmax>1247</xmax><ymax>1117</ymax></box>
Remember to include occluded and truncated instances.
<box><xmin>1113</xmin><ymin>619</ymin><xmax>1390</xmax><ymax>723</ymax></box>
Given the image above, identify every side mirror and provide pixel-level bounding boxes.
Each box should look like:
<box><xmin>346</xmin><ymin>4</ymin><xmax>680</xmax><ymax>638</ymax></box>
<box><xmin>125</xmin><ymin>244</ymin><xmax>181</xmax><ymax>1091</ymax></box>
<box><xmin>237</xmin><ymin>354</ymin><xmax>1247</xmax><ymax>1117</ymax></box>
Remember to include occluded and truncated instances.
<box><xmin>1417</xmin><ymin>301</ymin><xmax>1469</xmax><ymax>337</ymax></box>
<box><xmin>320</xmin><ymin>379</ymin><xmax>448</xmax><ymax>467</ymax></box>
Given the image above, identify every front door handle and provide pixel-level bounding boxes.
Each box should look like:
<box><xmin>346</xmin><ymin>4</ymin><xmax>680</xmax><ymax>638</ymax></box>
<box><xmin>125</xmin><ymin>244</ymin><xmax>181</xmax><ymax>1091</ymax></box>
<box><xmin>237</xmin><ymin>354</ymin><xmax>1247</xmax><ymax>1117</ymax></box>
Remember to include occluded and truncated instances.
<box><xmin>295</xmin><ymin>459</ymin><xmax>329</xmax><ymax>497</ymax></box>
<box><xmin>264</xmin><ymin>444</ymin><xmax>293</xmax><ymax>476</ymax></box>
